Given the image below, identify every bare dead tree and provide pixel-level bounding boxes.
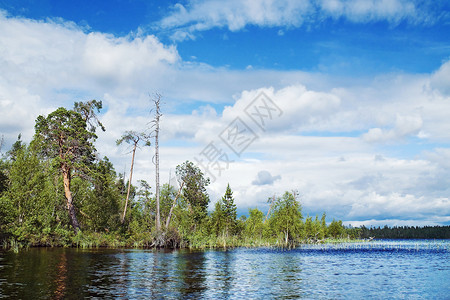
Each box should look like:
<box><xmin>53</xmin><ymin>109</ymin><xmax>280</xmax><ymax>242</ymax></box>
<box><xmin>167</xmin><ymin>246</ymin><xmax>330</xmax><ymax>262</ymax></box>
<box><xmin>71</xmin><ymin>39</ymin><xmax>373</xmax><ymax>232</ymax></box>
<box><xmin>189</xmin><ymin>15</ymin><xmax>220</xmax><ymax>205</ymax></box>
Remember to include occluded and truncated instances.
<box><xmin>265</xmin><ymin>194</ymin><xmax>276</xmax><ymax>224</ymax></box>
<box><xmin>149</xmin><ymin>93</ymin><xmax>162</xmax><ymax>232</ymax></box>
<box><xmin>116</xmin><ymin>131</ymin><xmax>151</xmax><ymax>224</ymax></box>
<box><xmin>165</xmin><ymin>180</ymin><xmax>184</xmax><ymax>229</ymax></box>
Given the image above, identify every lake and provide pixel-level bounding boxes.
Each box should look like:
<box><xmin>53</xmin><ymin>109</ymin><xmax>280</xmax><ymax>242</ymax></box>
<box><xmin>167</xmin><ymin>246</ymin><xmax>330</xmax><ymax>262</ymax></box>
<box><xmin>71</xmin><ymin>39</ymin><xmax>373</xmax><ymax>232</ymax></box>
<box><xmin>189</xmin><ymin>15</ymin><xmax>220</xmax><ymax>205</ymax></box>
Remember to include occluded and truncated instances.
<box><xmin>0</xmin><ymin>240</ymin><xmax>449</xmax><ymax>299</ymax></box>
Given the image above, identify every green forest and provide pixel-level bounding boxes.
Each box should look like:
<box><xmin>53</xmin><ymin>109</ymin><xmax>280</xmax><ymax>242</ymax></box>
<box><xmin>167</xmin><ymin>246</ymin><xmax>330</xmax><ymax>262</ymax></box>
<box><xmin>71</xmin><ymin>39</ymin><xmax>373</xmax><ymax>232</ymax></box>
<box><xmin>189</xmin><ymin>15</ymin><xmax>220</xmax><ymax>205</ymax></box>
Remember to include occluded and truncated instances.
<box><xmin>0</xmin><ymin>101</ymin><xmax>448</xmax><ymax>250</ymax></box>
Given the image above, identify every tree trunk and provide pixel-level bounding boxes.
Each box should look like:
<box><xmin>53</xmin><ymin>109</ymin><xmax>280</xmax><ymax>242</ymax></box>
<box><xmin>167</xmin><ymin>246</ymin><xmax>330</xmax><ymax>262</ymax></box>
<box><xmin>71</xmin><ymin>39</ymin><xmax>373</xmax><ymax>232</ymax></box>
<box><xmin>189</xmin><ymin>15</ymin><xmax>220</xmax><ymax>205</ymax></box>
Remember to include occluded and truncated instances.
<box><xmin>62</xmin><ymin>166</ymin><xmax>80</xmax><ymax>233</ymax></box>
<box><xmin>265</xmin><ymin>194</ymin><xmax>275</xmax><ymax>224</ymax></box>
<box><xmin>154</xmin><ymin>97</ymin><xmax>161</xmax><ymax>231</ymax></box>
<box><xmin>122</xmin><ymin>144</ymin><xmax>136</xmax><ymax>223</ymax></box>
<box><xmin>165</xmin><ymin>181</ymin><xmax>184</xmax><ymax>229</ymax></box>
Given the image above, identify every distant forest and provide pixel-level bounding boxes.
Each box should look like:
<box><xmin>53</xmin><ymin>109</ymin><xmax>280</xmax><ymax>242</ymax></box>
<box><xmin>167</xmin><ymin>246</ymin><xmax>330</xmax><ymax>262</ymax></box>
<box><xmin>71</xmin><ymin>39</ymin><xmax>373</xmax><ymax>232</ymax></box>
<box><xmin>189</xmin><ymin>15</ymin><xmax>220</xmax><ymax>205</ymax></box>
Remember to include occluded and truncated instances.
<box><xmin>359</xmin><ymin>225</ymin><xmax>450</xmax><ymax>239</ymax></box>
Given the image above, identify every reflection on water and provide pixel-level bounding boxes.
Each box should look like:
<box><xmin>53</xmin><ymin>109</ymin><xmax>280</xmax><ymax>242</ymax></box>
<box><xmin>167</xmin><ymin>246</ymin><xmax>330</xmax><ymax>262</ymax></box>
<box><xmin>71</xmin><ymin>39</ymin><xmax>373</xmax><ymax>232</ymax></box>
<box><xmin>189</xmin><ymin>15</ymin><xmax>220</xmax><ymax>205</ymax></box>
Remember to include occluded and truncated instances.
<box><xmin>0</xmin><ymin>240</ymin><xmax>449</xmax><ymax>299</ymax></box>
<box><xmin>53</xmin><ymin>251</ymin><xmax>67</xmax><ymax>299</ymax></box>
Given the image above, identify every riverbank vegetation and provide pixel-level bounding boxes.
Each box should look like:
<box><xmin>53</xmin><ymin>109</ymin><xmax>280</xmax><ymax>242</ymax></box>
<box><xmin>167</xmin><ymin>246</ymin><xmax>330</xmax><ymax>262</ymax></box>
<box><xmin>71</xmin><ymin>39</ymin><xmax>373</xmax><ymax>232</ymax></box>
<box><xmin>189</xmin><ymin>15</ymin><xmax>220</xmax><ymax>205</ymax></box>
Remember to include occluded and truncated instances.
<box><xmin>0</xmin><ymin>101</ymin><xmax>448</xmax><ymax>250</ymax></box>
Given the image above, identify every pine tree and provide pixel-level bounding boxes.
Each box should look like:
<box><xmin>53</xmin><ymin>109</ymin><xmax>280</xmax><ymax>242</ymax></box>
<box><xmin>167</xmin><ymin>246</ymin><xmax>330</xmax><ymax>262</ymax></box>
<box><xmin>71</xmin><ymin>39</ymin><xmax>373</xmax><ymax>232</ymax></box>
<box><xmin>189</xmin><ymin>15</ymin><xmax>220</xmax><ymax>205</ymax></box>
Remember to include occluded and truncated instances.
<box><xmin>221</xmin><ymin>183</ymin><xmax>237</xmax><ymax>236</ymax></box>
<box><xmin>33</xmin><ymin>102</ymin><xmax>103</xmax><ymax>233</ymax></box>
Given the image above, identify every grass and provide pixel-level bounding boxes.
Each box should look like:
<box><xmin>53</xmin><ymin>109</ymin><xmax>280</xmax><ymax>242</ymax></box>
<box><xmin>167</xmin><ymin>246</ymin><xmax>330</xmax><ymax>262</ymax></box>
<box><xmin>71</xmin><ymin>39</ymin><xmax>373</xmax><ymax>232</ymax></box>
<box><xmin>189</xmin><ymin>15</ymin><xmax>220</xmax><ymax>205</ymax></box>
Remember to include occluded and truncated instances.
<box><xmin>5</xmin><ymin>230</ymin><xmax>427</xmax><ymax>252</ymax></box>
<box><xmin>1</xmin><ymin>237</ymin><xmax>28</xmax><ymax>253</ymax></box>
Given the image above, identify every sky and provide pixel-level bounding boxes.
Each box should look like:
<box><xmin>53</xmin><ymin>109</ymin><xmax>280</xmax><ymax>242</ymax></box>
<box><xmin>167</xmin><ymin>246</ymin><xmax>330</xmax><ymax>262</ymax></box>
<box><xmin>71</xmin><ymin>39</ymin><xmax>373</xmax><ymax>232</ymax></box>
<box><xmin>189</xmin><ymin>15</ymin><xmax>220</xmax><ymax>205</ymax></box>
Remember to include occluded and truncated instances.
<box><xmin>0</xmin><ymin>0</ymin><xmax>449</xmax><ymax>227</ymax></box>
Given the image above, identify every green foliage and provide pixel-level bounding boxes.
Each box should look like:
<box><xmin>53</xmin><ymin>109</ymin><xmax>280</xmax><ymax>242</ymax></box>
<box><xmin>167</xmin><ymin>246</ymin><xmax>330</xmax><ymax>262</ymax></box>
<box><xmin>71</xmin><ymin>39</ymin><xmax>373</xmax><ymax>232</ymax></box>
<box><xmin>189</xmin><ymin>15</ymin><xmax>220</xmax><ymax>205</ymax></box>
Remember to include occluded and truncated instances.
<box><xmin>154</xmin><ymin>183</ymin><xmax>177</xmax><ymax>225</ymax></box>
<box><xmin>8</xmin><ymin>102</ymin><xmax>441</xmax><ymax>249</ymax></box>
<box><xmin>269</xmin><ymin>191</ymin><xmax>303</xmax><ymax>244</ymax></box>
<box><xmin>116</xmin><ymin>131</ymin><xmax>151</xmax><ymax>147</ymax></box>
<box><xmin>0</xmin><ymin>153</ymin><xmax>10</xmax><ymax>227</ymax></box>
<box><xmin>221</xmin><ymin>183</ymin><xmax>237</xmax><ymax>234</ymax></box>
<box><xmin>0</xmin><ymin>160</ymin><xmax>7</xmax><ymax>195</ymax></box>
<box><xmin>328</xmin><ymin>219</ymin><xmax>345</xmax><ymax>238</ymax></box>
<box><xmin>210</xmin><ymin>200</ymin><xmax>225</xmax><ymax>236</ymax></box>
<box><xmin>210</xmin><ymin>184</ymin><xmax>237</xmax><ymax>237</ymax></box>
<box><xmin>77</xmin><ymin>157</ymin><xmax>122</xmax><ymax>232</ymax></box>
<box><xmin>176</xmin><ymin>161</ymin><xmax>210</xmax><ymax>224</ymax></box>
<box><xmin>32</xmin><ymin>102</ymin><xmax>104</xmax><ymax>232</ymax></box>
<box><xmin>34</xmin><ymin>107</ymin><xmax>97</xmax><ymax>171</ymax></box>
<box><xmin>244</xmin><ymin>208</ymin><xmax>265</xmax><ymax>238</ymax></box>
<box><xmin>0</xmin><ymin>141</ymin><xmax>63</xmax><ymax>241</ymax></box>
<box><xmin>74</xmin><ymin>99</ymin><xmax>105</xmax><ymax>133</ymax></box>
<box><xmin>320</xmin><ymin>213</ymin><xmax>327</xmax><ymax>239</ymax></box>
<box><xmin>358</xmin><ymin>225</ymin><xmax>450</xmax><ymax>239</ymax></box>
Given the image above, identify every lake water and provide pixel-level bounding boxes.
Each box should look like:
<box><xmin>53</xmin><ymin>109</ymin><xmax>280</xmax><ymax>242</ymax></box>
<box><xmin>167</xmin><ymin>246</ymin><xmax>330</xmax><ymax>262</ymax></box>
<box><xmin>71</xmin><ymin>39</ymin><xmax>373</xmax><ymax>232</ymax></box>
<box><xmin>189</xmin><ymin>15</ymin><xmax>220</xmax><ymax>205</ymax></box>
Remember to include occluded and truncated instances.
<box><xmin>0</xmin><ymin>240</ymin><xmax>449</xmax><ymax>299</ymax></box>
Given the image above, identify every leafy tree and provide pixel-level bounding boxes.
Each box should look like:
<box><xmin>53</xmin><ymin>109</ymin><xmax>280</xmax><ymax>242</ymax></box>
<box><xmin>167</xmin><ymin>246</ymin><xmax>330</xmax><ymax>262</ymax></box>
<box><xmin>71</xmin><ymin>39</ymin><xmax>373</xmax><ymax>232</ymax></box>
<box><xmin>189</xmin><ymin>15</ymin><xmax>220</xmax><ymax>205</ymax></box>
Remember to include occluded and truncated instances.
<box><xmin>124</xmin><ymin>180</ymin><xmax>151</xmax><ymax>238</ymax></box>
<box><xmin>328</xmin><ymin>219</ymin><xmax>345</xmax><ymax>238</ymax></box>
<box><xmin>210</xmin><ymin>200</ymin><xmax>226</xmax><ymax>236</ymax></box>
<box><xmin>33</xmin><ymin>102</ymin><xmax>102</xmax><ymax>232</ymax></box>
<box><xmin>116</xmin><ymin>131</ymin><xmax>151</xmax><ymax>223</ymax></box>
<box><xmin>175</xmin><ymin>161</ymin><xmax>210</xmax><ymax>225</ymax></box>
<box><xmin>312</xmin><ymin>215</ymin><xmax>321</xmax><ymax>239</ymax></box>
<box><xmin>244</xmin><ymin>208</ymin><xmax>265</xmax><ymax>239</ymax></box>
<box><xmin>158</xmin><ymin>183</ymin><xmax>177</xmax><ymax>225</ymax></box>
<box><xmin>136</xmin><ymin>180</ymin><xmax>152</xmax><ymax>215</ymax></box>
<box><xmin>304</xmin><ymin>215</ymin><xmax>313</xmax><ymax>238</ymax></box>
<box><xmin>235</xmin><ymin>215</ymin><xmax>246</xmax><ymax>236</ymax></box>
<box><xmin>78</xmin><ymin>157</ymin><xmax>122</xmax><ymax>232</ymax></box>
<box><xmin>0</xmin><ymin>153</ymin><xmax>8</xmax><ymax>196</ymax></box>
<box><xmin>269</xmin><ymin>191</ymin><xmax>303</xmax><ymax>244</ymax></box>
<box><xmin>0</xmin><ymin>142</ymin><xmax>59</xmax><ymax>239</ymax></box>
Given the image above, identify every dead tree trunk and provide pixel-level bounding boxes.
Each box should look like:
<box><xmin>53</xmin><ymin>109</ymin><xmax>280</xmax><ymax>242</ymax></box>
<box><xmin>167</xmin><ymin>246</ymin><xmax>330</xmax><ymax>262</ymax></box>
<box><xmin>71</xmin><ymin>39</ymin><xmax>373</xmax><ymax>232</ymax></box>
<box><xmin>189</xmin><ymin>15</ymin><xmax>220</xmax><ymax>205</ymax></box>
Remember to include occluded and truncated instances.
<box><xmin>265</xmin><ymin>194</ymin><xmax>275</xmax><ymax>224</ymax></box>
<box><xmin>165</xmin><ymin>181</ymin><xmax>184</xmax><ymax>229</ymax></box>
<box><xmin>122</xmin><ymin>143</ymin><xmax>137</xmax><ymax>223</ymax></box>
<box><xmin>153</xmin><ymin>94</ymin><xmax>162</xmax><ymax>232</ymax></box>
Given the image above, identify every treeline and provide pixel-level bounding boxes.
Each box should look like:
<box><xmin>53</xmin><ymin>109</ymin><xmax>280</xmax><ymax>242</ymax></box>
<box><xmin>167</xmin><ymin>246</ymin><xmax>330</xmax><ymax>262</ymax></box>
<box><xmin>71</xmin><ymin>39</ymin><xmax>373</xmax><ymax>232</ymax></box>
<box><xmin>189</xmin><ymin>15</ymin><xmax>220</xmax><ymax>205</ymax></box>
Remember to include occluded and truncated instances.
<box><xmin>0</xmin><ymin>100</ymin><xmax>446</xmax><ymax>249</ymax></box>
<box><xmin>359</xmin><ymin>225</ymin><xmax>450</xmax><ymax>239</ymax></box>
<box><xmin>0</xmin><ymin>100</ymin><xmax>353</xmax><ymax>248</ymax></box>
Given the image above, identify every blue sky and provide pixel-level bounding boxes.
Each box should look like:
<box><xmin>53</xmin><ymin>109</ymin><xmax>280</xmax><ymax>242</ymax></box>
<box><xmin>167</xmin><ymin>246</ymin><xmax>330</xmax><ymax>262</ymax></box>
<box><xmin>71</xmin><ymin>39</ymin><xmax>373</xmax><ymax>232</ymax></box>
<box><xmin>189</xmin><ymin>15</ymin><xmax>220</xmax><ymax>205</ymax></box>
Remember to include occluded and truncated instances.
<box><xmin>1</xmin><ymin>0</ymin><xmax>449</xmax><ymax>226</ymax></box>
<box><xmin>4</xmin><ymin>0</ymin><xmax>449</xmax><ymax>74</ymax></box>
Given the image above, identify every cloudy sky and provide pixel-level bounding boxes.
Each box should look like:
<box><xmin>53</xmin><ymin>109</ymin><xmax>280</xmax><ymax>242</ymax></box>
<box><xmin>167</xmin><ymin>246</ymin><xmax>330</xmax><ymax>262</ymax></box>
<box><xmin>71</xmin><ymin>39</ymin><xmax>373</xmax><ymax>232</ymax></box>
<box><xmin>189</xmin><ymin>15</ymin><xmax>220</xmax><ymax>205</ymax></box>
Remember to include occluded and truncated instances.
<box><xmin>1</xmin><ymin>0</ymin><xmax>449</xmax><ymax>227</ymax></box>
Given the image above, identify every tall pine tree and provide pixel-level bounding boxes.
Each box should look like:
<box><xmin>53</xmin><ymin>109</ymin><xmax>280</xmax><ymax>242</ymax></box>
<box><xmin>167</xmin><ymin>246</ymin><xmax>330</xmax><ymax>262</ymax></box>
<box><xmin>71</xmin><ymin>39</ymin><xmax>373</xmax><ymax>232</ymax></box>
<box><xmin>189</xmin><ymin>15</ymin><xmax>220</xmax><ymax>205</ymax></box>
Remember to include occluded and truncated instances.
<box><xmin>221</xmin><ymin>183</ymin><xmax>237</xmax><ymax>236</ymax></box>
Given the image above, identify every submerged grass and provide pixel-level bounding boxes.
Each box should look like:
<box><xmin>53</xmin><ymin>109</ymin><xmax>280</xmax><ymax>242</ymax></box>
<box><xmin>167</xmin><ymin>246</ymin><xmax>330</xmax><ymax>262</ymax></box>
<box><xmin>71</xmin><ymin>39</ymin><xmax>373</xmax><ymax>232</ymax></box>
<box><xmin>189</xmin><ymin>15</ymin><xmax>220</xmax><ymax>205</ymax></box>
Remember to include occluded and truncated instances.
<box><xmin>0</xmin><ymin>234</ymin><xmax>370</xmax><ymax>251</ymax></box>
<box><xmin>3</xmin><ymin>230</ymin><xmax>447</xmax><ymax>252</ymax></box>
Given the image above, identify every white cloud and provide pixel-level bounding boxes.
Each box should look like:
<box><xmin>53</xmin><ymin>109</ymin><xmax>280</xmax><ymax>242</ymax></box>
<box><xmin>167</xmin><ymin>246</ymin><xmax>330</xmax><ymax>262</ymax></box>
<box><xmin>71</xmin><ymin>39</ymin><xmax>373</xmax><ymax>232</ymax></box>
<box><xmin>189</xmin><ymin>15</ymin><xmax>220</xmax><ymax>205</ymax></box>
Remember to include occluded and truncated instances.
<box><xmin>252</xmin><ymin>170</ymin><xmax>281</xmax><ymax>185</ymax></box>
<box><xmin>159</xmin><ymin>0</ymin><xmax>422</xmax><ymax>40</ymax></box>
<box><xmin>362</xmin><ymin>114</ymin><xmax>423</xmax><ymax>143</ymax></box>
<box><xmin>1</xmin><ymin>11</ymin><xmax>450</xmax><ymax>226</ymax></box>
<box><xmin>430</xmin><ymin>59</ymin><xmax>450</xmax><ymax>95</ymax></box>
<box><xmin>0</xmin><ymin>11</ymin><xmax>178</xmax><ymax>145</ymax></box>
<box><xmin>321</xmin><ymin>0</ymin><xmax>417</xmax><ymax>23</ymax></box>
<box><xmin>82</xmin><ymin>32</ymin><xmax>179</xmax><ymax>88</ymax></box>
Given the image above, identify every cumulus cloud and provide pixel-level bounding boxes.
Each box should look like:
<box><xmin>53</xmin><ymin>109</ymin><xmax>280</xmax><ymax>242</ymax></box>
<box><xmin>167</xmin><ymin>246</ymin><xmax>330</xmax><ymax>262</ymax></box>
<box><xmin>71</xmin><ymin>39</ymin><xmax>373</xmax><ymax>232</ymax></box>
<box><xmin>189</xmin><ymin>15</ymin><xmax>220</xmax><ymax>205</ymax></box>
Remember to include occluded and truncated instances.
<box><xmin>362</xmin><ymin>114</ymin><xmax>423</xmax><ymax>143</ymax></box>
<box><xmin>0</xmin><ymin>11</ymin><xmax>178</xmax><ymax>145</ymax></box>
<box><xmin>430</xmin><ymin>59</ymin><xmax>450</xmax><ymax>95</ymax></box>
<box><xmin>222</xmin><ymin>84</ymin><xmax>341</xmax><ymax>134</ymax></box>
<box><xmin>159</xmin><ymin>0</ymin><xmax>422</xmax><ymax>40</ymax></box>
<box><xmin>252</xmin><ymin>170</ymin><xmax>281</xmax><ymax>185</ymax></box>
